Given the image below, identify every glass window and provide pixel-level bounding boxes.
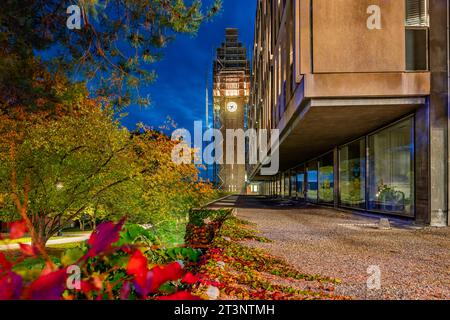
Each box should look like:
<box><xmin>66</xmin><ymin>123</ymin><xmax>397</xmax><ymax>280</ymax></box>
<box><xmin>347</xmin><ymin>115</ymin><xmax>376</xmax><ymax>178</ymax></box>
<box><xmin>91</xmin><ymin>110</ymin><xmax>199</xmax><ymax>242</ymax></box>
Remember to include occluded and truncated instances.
<box><xmin>405</xmin><ymin>0</ymin><xmax>429</xmax><ymax>71</ymax></box>
<box><xmin>318</xmin><ymin>153</ymin><xmax>335</xmax><ymax>204</ymax></box>
<box><xmin>307</xmin><ymin>162</ymin><xmax>318</xmax><ymax>203</ymax></box>
<box><xmin>290</xmin><ymin>172</ymin><xmax>297</xmax><ymax>198</ymax></box>
<box><xmin>296</xmin><ymin>167</ymin><xmax>305</xmax><ymax>199</ymax></box>
<box><xmin>406</xmin><ymin>0</ymin><xmax>429</xmax><ymax>27</ymax></box>
<box><xmin>406</xmin><ymin>29</ymin><xmax>428</xmax><ymax>71</ymax></box>
<box><xmin>339</xmin><ymin>139</ymin><xmax>366</xmax><ymax>209</ymax></box>
<box><xmin>368</xmin><ymin>118</ymin><xmax>415</xmax><ymax>216</ymax></box>
<box><xmin>279</xmin><ymin>175</ymin><xmax>284</xmax><ymax>196</ymax></box>
<box><xmin>284</xmin><ymin>173</ymin><xmax>290</xmax><ymax>197</ymax></box>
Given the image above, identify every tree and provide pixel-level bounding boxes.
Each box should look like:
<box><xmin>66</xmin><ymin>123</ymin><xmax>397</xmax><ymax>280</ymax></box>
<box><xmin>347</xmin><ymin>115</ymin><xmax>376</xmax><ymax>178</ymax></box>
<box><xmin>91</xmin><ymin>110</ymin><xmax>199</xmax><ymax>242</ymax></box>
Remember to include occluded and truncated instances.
<box><xmin>0</xmin><ymin>95</ymin><xmax>214</xmax><ymax>245</ymax></box>
<box><xmin>0</xmin><ymin>0</ymin><xmax>219</xmax><ymax>246</ymax></box>
<box><xmin>0</xmin><ymin>0</ymin><xmax>221</xmax><ymax>111</ymax></box>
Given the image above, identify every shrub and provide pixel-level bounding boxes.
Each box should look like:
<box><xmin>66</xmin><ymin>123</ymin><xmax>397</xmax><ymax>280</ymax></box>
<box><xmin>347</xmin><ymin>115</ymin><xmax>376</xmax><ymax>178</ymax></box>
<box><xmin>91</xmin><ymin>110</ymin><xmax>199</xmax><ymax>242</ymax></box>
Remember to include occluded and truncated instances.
<box><xmin>0</xmin><ymin>219</ymin><xmax>201</xmax><ymax>300</ymax></box>
<box><xmin>185</xmin><ymin>209</ymin><xmax>232</xmax><ymax>247</ymax></box>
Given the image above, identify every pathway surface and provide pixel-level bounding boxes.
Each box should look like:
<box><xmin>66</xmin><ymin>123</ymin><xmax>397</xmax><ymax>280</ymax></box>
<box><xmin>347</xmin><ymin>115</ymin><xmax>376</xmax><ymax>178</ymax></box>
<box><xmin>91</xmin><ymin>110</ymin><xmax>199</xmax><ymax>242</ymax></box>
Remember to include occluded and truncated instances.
<box><xmin>0</xmin><ymin>234</ymin><xmax>91</xmax><ymax>251</ymax></box>
<box><xmin>210</xmin><ymin>196</ymin><xmax>450</xmax><ymax>300</ymax></box>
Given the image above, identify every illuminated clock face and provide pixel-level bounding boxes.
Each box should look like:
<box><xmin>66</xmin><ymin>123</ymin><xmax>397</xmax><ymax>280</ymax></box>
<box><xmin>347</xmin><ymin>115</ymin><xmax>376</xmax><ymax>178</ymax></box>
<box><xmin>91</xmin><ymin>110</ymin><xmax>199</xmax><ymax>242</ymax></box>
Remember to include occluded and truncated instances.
<box><xmin>226</xmin><ymin>101</ymin><xmax>238</xmax><ymax>113</ymax></box>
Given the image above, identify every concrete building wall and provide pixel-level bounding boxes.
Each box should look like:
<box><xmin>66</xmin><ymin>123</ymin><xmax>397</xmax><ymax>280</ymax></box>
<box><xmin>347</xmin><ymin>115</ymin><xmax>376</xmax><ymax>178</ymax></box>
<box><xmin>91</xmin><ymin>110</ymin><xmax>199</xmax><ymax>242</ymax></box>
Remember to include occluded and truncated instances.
<box><xmin>415</xmin><ymin>103</ymin><xmax>430</xmax><ymax>224</ymax></box>
<box><xmin>312</xmin><ymin>0</ymin><xmax>406</xmax><ymax>73</ymax></box>
<box><xmin>249</xmin><ymin>0</ymin><xmax>449</xmax><ymax>226</ymax></box>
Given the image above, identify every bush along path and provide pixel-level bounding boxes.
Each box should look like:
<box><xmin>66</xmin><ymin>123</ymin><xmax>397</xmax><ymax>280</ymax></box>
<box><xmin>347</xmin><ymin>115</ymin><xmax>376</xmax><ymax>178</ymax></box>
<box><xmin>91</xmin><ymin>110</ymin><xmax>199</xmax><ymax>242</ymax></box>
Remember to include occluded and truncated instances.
<box><xmin>186</xmin><ymin>212</ymin><xmax>351</xmax><ymax>300</ymax></box>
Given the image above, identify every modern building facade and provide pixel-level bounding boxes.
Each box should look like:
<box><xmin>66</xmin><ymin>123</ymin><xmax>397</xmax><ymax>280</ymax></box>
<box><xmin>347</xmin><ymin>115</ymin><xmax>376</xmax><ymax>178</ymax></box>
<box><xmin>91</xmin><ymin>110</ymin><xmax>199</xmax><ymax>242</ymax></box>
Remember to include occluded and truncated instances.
<box><xmin>213</xmin><ymin>29</ymin><xmax>251</xmax><ymax>193</ymax></box>
<box><xmin>248</xmin><ymin>0</ymin><xmax>449</xmax><ymax>226</ymax></box>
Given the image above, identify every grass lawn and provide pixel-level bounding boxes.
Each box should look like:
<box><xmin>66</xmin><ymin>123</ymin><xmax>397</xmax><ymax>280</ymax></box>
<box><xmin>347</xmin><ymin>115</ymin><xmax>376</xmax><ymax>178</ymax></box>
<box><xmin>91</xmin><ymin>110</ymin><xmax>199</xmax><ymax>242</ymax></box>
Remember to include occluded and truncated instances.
<box><xmin>0</xmin><ymin>237</ymin><xmax>32</xmax><ymax>245</ymax></box>
<box><xmin>0</xmin><ymin>235</ymin><xmax>84</xmax><ymax>246</ymax></box>
<box><xmin>47</xmin><ymin>241</ymin><xmax>85</xmax><ymax>250</ymax></box>
<box><xmin>2</xmin><ymin>240</ymin><xmax>87</xmax><ymax>261</ymax></box>
<box><xmin>62</xmin><ymin>229</ymin><xmax>93</xmax><ymax>234</ymax></box>
<box><xmin>155</xmin><ymin>220</ymin><xmax>186</xmax><ymax>246</ymax></box>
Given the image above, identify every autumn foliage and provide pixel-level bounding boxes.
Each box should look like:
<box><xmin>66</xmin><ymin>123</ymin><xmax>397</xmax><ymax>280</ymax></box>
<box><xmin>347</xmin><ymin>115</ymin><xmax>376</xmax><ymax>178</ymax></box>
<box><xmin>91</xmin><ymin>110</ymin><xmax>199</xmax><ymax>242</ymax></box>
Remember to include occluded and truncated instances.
<box><xmin>0</xmin><ymin>218</ymin><xmax>201</xmax><ymax>300</ymax></box>
<box><xmin>0</xmin><ymin>99</ymin><xmax>216</xmax><ymax>245</ymax></box>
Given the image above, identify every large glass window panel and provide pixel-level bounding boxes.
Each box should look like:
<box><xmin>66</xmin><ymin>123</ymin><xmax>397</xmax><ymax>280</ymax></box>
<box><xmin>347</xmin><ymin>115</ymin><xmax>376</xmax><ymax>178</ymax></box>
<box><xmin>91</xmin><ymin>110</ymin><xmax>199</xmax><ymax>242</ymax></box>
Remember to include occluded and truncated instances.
<box><xmin>307</xmin><ymin>162</ymin><xmax>318</xmax><ymax>203</ymax></box>
<box><xmin>284</xmin><ymin>173</ymin><xmax>290</xmax><ymax>197</ymax></box>
<box><xmin>339</xmin><ymin>139</ymin><xmax>366</xmax><ymax>209</ymax></box>
<box><xmin>279</xmin><ymin>175</ymin><xmax>284</xmax><ymax>196</ymax></box>
<box><xmin>368</xmin><ymin>118</ymin><xmax>415</xmax><ymax>216</ymax></box>
<box><xmin>290</xmin><ymin>172</ymin><xmax>297</xmax><ymax>198</ymax></box>
<box><xmin>296</xmin><ymin>167</ymin><xmax>305</xmax><ymax>199</ymax></box>
<box><xmin>274</xmin><ymin>178</ymin><xmax>279</xmax><ymax>196</ymax></box>
<box><xmin>405</xmin><ymin>0</ymin><xmax>429</xmax><ymax>71</ymax></box>
<box><xmin>406</xmin><ymin>29</ymin><xmax>428</xmax><ymax>71</ymax></box>
<box><xmin>318</xmin><ymin>153</ymin><xmax>335</xmax><ymax>204</ymax></box>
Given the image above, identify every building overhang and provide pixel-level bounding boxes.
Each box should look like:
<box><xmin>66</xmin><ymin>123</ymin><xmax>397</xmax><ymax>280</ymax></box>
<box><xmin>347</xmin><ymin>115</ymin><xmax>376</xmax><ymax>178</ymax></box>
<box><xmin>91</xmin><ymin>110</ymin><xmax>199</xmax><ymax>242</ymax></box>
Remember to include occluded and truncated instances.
<box><xmin>250</xmin><ymin>96</ymin><xmax>426</xmax><ymax>181</ymax></box>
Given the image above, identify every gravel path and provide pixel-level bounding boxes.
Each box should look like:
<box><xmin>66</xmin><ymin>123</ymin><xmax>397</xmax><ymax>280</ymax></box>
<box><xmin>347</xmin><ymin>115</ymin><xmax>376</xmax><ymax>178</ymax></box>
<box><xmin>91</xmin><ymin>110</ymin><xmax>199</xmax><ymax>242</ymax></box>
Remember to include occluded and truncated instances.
<box><xmin>212</xmin><ymin>196</ymin><xmax>450</xmax><ymax>300</ymax></box>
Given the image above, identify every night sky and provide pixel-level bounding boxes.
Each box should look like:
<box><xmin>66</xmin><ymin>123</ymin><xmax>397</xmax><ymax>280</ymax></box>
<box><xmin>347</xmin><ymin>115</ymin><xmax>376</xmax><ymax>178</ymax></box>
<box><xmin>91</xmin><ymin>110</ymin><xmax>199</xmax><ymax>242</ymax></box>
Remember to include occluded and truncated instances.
<box><xmin>120</xmin><ymin>0</ymin><xmax>256</xmax><ymax>134</ymax></box>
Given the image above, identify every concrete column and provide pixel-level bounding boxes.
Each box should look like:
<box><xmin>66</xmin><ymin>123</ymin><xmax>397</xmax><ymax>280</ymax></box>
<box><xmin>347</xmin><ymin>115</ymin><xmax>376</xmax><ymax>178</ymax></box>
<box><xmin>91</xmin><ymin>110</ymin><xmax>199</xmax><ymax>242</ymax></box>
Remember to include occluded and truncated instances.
<box><xmin>447</xmin><ymin>0</ymin><xmax>450</xmax><ymax>226</ymax></box>
<box><xmin>429</xmin><ymin>0</ymin><xmax>449</xmax><ymax>226</ymax></box>
<box><xmin>415</xmin><ymin>103</ymin><xmax>430</xmax><ymax>224</ymax></box>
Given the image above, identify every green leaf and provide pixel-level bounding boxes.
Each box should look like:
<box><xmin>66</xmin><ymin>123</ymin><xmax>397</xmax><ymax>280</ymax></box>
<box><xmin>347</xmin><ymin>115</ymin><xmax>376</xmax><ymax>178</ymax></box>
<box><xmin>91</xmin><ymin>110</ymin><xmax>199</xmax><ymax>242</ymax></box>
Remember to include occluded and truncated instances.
<box><xmin>61</xmin><ymin>247</ymin><xmax>85</xmax><ymax>266</ymax></box>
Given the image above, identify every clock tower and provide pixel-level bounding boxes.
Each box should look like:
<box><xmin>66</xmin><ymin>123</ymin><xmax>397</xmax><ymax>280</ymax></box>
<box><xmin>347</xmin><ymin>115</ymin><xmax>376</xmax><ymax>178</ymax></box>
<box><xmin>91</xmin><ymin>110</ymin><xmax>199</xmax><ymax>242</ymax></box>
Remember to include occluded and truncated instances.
<box><xmin>213</xmin><ymin>28</ymin><xmax>250</xmax><ymax>193</ymax></box>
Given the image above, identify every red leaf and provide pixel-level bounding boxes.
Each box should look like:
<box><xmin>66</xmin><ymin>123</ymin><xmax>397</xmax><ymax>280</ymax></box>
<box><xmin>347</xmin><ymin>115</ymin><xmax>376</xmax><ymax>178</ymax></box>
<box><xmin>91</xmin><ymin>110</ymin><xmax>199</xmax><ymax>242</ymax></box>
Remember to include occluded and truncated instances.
<box><xmin>120</xmin><ymin>282</ymin><xmax>131</xmax><ymax>300</ymax></box>
<box><xmin>86</xmin><ymin>218</ymin><xmax>125</xmax><ymax>257</ymax></box>
<box><xmin>19</xmin><ymin>243</ymin><xmax>37</xmax><ymax>257</ymax></box>
<box><xmin>157</xmin><ymin>291</ymin><xmax>202</xmax><ymax>301</ymax></box>
<box><xmin>27</xmin><ymin>268</ymin><xmax>67</xmax><ymax>300</ymax></box>
<box><xmin>126</xmin><ymin>252</ymin><xmax>185</xmax><ymax>297</ymax></box>
<box><xmin>181</xmin><ymin>272</ymin><xmax>198</xmax><ymax>285</ymax></box>
<box><xmin>127</xmin><ymin>250</ymin><xmax>153</xmax><ymax>296</ymax></box>
<box><xmin>80</xmin><ymin>281</ymin><xmax>96</xmax><ymax>295</ymax></box>
<box><xmin>127</xmin><ymin>250</ymin><xmax>148</xmax><ymax>278</ymax></box>
<box><xmin>9</xmin><ymin>220</ymin><xmax>28</xmax><ymax>240</ymax></box>
<box><xmin>0</xmin><ymin>252</ymin><xmax>12</xmax><ymax>271</ymax></box>
<box><xmin>127</xmin><ymin>250</ymin><xmax>152</xmax><ymax>297</ymax></box>
<box><xmin>0</xmin><ymin>272</ymin><xmax>22</xmax><ymax>300</ymax></box>
<box><xmin>150</xmin><ymin>262</ymin><xmax>184</xmax><ymax>292</ymax></box>
<box><xmin>133</xmin><ymin>271</ymin><xmax>153</xmax><ymax>297</ymax></box>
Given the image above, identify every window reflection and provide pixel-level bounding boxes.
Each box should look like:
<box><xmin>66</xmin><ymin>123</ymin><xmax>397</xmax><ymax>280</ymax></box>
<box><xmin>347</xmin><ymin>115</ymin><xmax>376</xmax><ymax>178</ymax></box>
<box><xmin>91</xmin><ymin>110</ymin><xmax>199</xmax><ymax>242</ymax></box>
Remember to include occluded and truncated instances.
<box><xmin>368</xmin><ymin>118</ymin><xmax>414</xmax><ymax>216</ymax></box>
<box><xmin>284</xmin><ymin>174</ymin><xmax>290</xmax><ymax>197</ymax></box>
<box><xmin>307</xmin><ymin>162</ymin><xmax>318</xmax><ymax>203</ymax></box>
<box><xmin>290</xmin><ymin>172</ymin><xmax>297</xmax><ymax>198</ymax></box>
<box><xmin>339</xmin><ymin>139</ymin><xmax>366</xmax><ymax>209</ymax></box>
<box><xmin>319</xmin><ymin>153</ymin><xmax>334</xmax><ymax>204</ymax></box>
<box><xmin>297</xmin><ymin>168</ymin><xmax>305</xmax><ymax>199</ymax></box>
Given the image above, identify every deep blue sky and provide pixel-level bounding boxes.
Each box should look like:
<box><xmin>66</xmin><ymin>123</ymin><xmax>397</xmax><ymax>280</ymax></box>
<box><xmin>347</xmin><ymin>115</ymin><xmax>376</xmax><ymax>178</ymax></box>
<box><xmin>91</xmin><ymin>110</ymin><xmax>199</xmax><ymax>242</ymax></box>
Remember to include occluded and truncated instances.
<box><xmin>120</xmin><ymin>0</ymin><xmax>256</xmax><ymax>134</ymax></box>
